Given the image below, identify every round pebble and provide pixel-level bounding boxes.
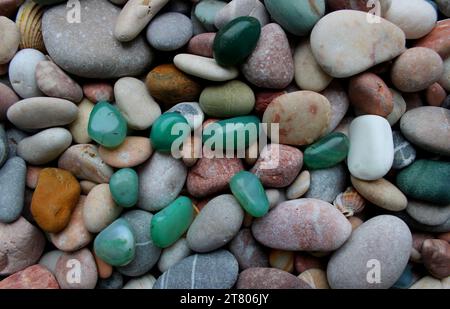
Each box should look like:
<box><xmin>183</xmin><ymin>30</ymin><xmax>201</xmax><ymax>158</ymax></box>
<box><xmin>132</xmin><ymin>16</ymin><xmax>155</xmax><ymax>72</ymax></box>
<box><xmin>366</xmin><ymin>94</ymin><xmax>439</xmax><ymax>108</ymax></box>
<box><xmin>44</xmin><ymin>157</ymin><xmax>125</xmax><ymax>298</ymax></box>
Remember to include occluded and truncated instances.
<box><xmin>146</xmin><ymin>12</ymin><xmax>193</xmax><ymax>51</ymax></box>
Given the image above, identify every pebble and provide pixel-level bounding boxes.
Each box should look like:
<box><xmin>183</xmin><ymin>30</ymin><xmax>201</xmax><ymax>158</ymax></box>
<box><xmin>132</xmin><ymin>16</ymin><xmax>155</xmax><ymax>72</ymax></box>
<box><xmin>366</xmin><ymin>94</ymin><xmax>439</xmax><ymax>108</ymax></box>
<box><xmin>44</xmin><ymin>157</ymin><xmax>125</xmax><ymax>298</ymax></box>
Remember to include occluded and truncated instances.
<box><xmin>84</xmin><ymin>184</ymin><xmax>123</xmax><ymax>233</ymax></box>
<box><xmin>305</xmin><ymin>164</ymin><xmax>347</xmax><ymax>203</ymax></box>
<box><xmin>109</xmin><ymin>169</ymin><xmax>138</xmax><ymax>208</ymax></box>
<box><xmin>400</xmin><ymin>106</ymin><xmax>450</xmax><ymax>156</ymax></box>
<box><xmin>17</xmin><ymin>128</ymin><xmax>72</xmax><ymax>165</ymax></box>
<box><xmin>251</xmin><ymin>144</ymin><xmax>303</xmax><ymax>188</ymax></box>
<box><xmin>118</xmin><ymin>210</ymin><xmax>161</xmax><ymax>277</ymax></box>
<box><xmin>146</xmin><ymin>12</ymin><xmax>193</xmax><ymax>51</ymax></box>
<box><xmin>123</xmin><ymin>274</ymin><xmax>156</xmax><ymax>289</ymax></box>
<box><xmin>242</xmin><ymin>23</ymin><xmax>294</xmax><ymax>89</ymax></box>
<box><xmin>97</xmin><ymin>272</ymin><xmax>123</xmax><ymax>289</ymax></box>
<box><xmin>397</xmin><ymin>160</ymin><xmax>450</xmax><ymax>205</ymax></box>
<box><xmin>49</xmin><ymin>196</ymin><xmax>92</xmax><ymax>252</ymax></box>
<box><xmin>439</xmin><ymin>57</ymin><xmax>450</xmax><ymax>91</ymax></box>
<box><xmin>187</xmin><ymin>32</ymin><xmax>216</xmax><ymax>57</ymax></box>
<box><xmin>99</xmin><ymin>137</ymin><xmax>152</xmax><ymax>169</ymax></box>
<box><xmin>349</xmin><ymin>73</ymin><xmax>393</xmax><ymax>117</ymax></box>
<box><xmin>286</xmin><ymin>170</ymin><xmax>311</xmax><ymax>200</ymax></box>
<box><xmin>269</xmin><ymin>250</ymin><xmax>294</xmax><ymax>273</ymax></box>
<box><xmin>35</xmin><ymin>60</ymin><xmax>83</xmax><ymax>103</ymax></box>
<box><xmin>383</xmin><ymin>0</ymin><xmax>437</xmax><ymax>39</ymax></box>
<box><xmin>0</xmin><ymin>83</ymin><xmax>19</xmax><ymax>121</ymax></box>
<box><xmin>265</xmin><ymin>189</ymin><xmax>286</xmax><ymax>209</ymax></box>
<box><xmin>194</xmin><ymin>0</ymin><xmax>227</xmax><ymax>31</ymax></box>
<box><xmin>0</xmin><ymin>217</ymin><xmax>45</xmax><ymax>276</ymax></box>
<box><xmin>0</xmin><ymin>157</ymin><xmax>26</xmax><ymax>223</ymax></box>
<box><xmin>265</xmin><ymin>0</ymin><xmax>324</xmax><ymax>36</ymax></box>
<box><xmin>252</xmin><ymin>198</ymin><xmax>352</xmax><ymax>251</ymax></box>
<box><xmin>229</xmin><ymin>228</ymin><xmax>269</xmax><ymax>270</ymax></box>
<box><xmin>386</xmin><ymin>88</ymin><xmax>407</xmax><ymax>126</ymax></box>
<box><xmin>150</xmin><ymin>112</ymin><xmax>189</xmax><ymax>153</ymax></box>
<box><xmin>263</xmin><ymin>91</ymin><xmax>331</xmax><ymax>146</ymax></box>
<box><xmin>327</xmin><ymin>215</ymin><xmax>412</xmax><ymax>289</ymax></box>
<box><xmin>138</xmin><ymin>152</ymin><xmax>187</xmax><ymax>211</ymax></box>
<box><xmin>422</xmin><ymin>239</ymin><xmax>450</xmax><ymax>279</ymax></box>
<box><xmin>406</xmin><ymin>200</ymin><xmax>450</xmax><ymax>226</ymax></box>
<box><xmin>38</xmin><ymin>250</ymin><xmax>63</xmax><ymax>276</ymax></box>
<box><xmin>55</xmin><ymin>249</ymin><xmax>98</xmax><ymax>289</ymax></box>
<box><xmin>114</xmin><ymin>77</ymin><xmax>161</xmax><ymax>130</ymax></box>
<box><xmin>154</xmin><ymin>250</ymin><xmax>239</xmax><ymax>289</ymax></box>
<box><xmin>237</xmin><ymin>267</ymin><xmax>311</xmax><ymax>289</ymax></box>
<box><xmin>58</xmin><ymin>144</ymin><xmax>114</xmax><ymax>183</ymax></box>
<box><xmin>214</xmin><ymin>0</ymin><xmax>269</xmax><ymax>29</ymax></box>
<box><xmin>43</xmin><ymin>0</ymin><xmax>153</xmax><ymax>78</ymax></box>
<box><xmin>392</xmin><ymin>131</ymin><xmax>417</xmax><ymax>170</ymax></box>
<box><xmin>310</xmin><ymin>10</ymin><xmax>406</xmax><ymax>78</ymax></box>
<box><xmin>294</xmin><ymin>39</ymin><xmax>333</xmax><ymax>92</ymax></box>
<box><xmin>0</xmin><ymin>16</ymin><xmax>20</xmax><ymax>64</ymax></box>
<box><xmin>187</xmin><ymin>156</ymin><xmax>243</xmax><ymax>198</ymax></box>
<box><xmin>230</xmin><ymin>171</ymin><xmax>269</xmax><ymax>217</ymax></box>
<box><xmin>0</xmin><ymin>124</ymin><xmax>9</xmax><ymax>165</ymax></box>
<box><xmin>88</xmin><ymin>101</ymin><xmax>127</xmax><ymax>148</ymax></box>
<box><xmin>83</xmin><ymin>82</ymin><xmax>114</xmax><ymax>103</ymax></box>
<box><xmin>167</xmin><ymin>102</ymin><xmax>205</xmax><ymax>130</ymax></box>
<box><xmin>8</xmin><ymin>48</ymin><xmax>45</xmax><ymax>98</ymax></box>
<box><xmin>5</xmin><ymin>127</ymin><xmax>27</xmax><ymax>158</ymax></box>
<box><xmin>174</xmin><ymin>53</ymin><xmax>239</xmax><ymax>82</ymax></box>
<box><xmin>426</xmin><ymin>83</ymin><xmax>447</xmax><ymax>107</ymax></box>
<box><xmin>94</xmin><ymin>253</ymin><xmax>112</xmax><ymax>279</ymax></box>
<box><xmin>304</xmin><ymin>133</ymin><xmax>349</xmax><ymax>170</ymax></box>
<box><xmin>391</xmin><ymin>47</ymin><xmax>444</xmax><ymax>93</ymax></box>
<box><xmin>146</xmin><ymin>64</ymin><xmax>202</xmax><ymax>107</ymax></box>
<box><xmin>321</xmin><ymin>81</ymin><xmax>350</xmax><ymax>134</ymax></box>
<box><xmin>298</xmin><ymin>269</ymin><xmax>330</xmax><ymax>289</ymax></box>
<box><xmin>187</xmin><ymin>194</ymin><xmax>243</xmax><ymax>252</ymax></box>
<box><xmin>347</xmin><ymin>115</ymin><xmax>394</xmax><ymax>181</ymax></box>
<box><xmin>410</xmin><ymin>276</ymin><xmax>450</xmax><ymax>289</ymax></box>
<box><xmin>80</xmin><ymin>181</ymin><xmax>96</xmax><ymax>195</ymax></box>
<box><xmin>351</xmin><ymin>176</ymin><xmax>408</xmax><ymax>212</ymax></box>
<box><xmin>69</xmin><ymin>99</ymin><xmax>94</xmax><ymax>144</ymax></box>
<box><xmin>7</xmin><ymin>97</ymin><xmax>78</xmax><ymax>130</ymax></box>
<box><xmin>0</xmin><ymin>265</ymin><xmax>59</xmax><ymax>289</ymax></box>
<box><xmin>415</xmin><ymin>19</ymin><xmax>450</xmax><ymax>58</ymax></box>
<box><xmin>157</xmin><ymin>238</ymin><xmax>192</xmax><ymax>273</ymax></box>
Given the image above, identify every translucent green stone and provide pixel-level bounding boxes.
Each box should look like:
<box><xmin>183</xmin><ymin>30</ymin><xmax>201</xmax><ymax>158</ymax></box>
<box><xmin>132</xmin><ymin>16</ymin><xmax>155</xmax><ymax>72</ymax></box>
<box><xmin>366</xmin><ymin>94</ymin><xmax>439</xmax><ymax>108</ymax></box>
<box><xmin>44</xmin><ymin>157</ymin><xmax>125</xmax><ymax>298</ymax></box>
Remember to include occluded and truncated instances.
<box><xmin>230</xmin><ymin>171</ymin><xmax>269</xmax><ymax>218</ymax></box>
<box><xmin>151</xmin><ymin>196</ymin><xmax>194</xmax><ymax>248</ymax></box>
<box><xmin>94</xmin><ymin>218</ymin><xmax>136</xmax><ymax>267</ymax></box>
<box><xmin>88</xmin><ymin>101</ymin><xmax>127</xmax><ymax>148</ymax></box>
<box><xmin>109</xmin><ymin>168</ymin><xmax>138</xmax><ymax>208</ymax></box>
<box><xmin>150</xmin><ymin>112</ymin><xmax>190</xmax><ymax>153</ymax></box>
<box><xmin>304</xmin><ymin>132</ymin><xmax>350</xmax><ymax>170</ymax></box>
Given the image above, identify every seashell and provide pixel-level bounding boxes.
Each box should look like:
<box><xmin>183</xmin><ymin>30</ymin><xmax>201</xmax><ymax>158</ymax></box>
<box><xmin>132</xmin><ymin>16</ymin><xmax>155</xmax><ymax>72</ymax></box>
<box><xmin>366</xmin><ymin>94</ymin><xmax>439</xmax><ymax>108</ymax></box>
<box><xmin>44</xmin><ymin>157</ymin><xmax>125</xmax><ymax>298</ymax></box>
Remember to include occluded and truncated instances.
<box><xmin>15</xmin><ymin>0</ymin><xmax>46</xmax><ymax>53</ymax></box>
<box><xmin>333</xmin><ymin>187</ymin><xmax>366</xmax><ymax>217</ymax></box>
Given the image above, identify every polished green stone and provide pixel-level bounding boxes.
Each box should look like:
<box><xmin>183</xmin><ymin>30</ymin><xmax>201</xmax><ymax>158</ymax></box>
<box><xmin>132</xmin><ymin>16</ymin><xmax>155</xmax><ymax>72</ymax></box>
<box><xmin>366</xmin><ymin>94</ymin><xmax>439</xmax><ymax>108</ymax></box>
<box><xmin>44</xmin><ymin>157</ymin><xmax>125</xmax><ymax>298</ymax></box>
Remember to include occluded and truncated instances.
<box><xmin>202</xmin><ymin>115</ymin><xmax>260</xmax><ymax>151</ymax></box>
<box><xmin>109</xmin><ymin>168</ymin><xmax>138</xmax><ymax>208</ymax></box>
<box><xmin>213</xmin><ymin>16</ymin><xmax>261</xmax><ymax>66</ymax></box>
<box><xmin>150</xmin><ymin>112</ymin><xmax>190</xmax><ymax>153</ymax></box>
<box><xmin>151</xmin><ymin>196</ymin><xmax>194</xmax><ymax>248</ymax></box>
<box><xmin>88</xmin><ymin>101</ymin><xmax>127</xmax><ymax>148</ymax></box>
<box><xmin>304</xmin><ymin>132</ymin><xmax>350</xmax><ymax>170</ymax></box>
<box><xmin>230</xmin><ymin>171</ymin><xmax>269</xmax><ymax>218</ymax></box>
<box><xmin>94</xmin><ymin>218</ymin><xmax>136</xmax><ymax>267</ymax></box>
<box><xmin>397</xmin><ymin>160</ymin><xmax>450</xmax><ymax>205</ymax></box>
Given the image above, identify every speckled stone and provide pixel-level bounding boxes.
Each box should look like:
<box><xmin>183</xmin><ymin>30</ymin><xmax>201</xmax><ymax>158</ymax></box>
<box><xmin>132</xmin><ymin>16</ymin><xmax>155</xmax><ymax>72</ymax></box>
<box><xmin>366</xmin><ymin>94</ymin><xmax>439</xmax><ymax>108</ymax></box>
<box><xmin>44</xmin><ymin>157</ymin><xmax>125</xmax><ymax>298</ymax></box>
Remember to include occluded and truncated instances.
<box><xmin>0</xmin><ymin>265</ymin><xmax>59</xmax><ymax>289</ymax></box>
<box><xmin>229</xmin><ymin>228</ymin><xmax>269</xmax><ymax>270</ymax></box>
<box><xmin>392</xmin><ymin>131</ymin><xmax>416</xmax><ymax>170</ymax></box>
<box><xmin>305</xmin><ymin>164</ymin><xmax>347</xmax><ymax>203</ymax></box>
<box><xmin>321</xmin><ymin>81</ymin><xmax>350</xmax><ymax>134</ymax></box>
<box><xmin>407</xmin><ymin>200</ymin><xmax>450</xmax><ymax>226</ymax></box>
<box><xmin>146</xmin><ymin>12</ymin><xmax>193</xmax><ymax>51</ymax></box>
<box><xmin>237</xmin><ymin>267</ymin><xmax>311</xmax><ymax>289</ymax></box>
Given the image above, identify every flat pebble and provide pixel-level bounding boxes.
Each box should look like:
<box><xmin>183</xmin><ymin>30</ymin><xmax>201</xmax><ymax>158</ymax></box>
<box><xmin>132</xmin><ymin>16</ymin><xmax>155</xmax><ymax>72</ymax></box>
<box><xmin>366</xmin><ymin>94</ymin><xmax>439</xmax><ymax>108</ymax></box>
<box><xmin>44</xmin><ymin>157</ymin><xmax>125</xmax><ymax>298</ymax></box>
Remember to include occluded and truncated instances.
<box><xmin>421</xmin><ymin>239</ymin><xmax>450</xmax><ymax>279</ymax></box>
<box><xmin>146</xmin><ymin>12</ymin><xmax>193</xmax><ymax>51</ymax></box>
<box><xmin>83</xmin><ymin>82</ymin><xmax>114</xmax><ymax>103</ymax></box>
<box><xmin>194</xmin><ymin>0</ymin><xmax>227</xmax><ymax>31</ymax></box>
<box><xmin>214</xmin><ymin>0</ymin><xmax>269</xmax><ymax>29</ymax></box>
<box><xmin>415</xmin><ymin>19</ymin><xmax>450</xmax><ymax>58</ymax></box>
<box><xmin>187</xmin><ymin>32</ymin><xmax>216</xmax><ymax>57</ymax></box>
<box><xmin>0</xmin><ymin>157</ymin><xmax>26</xmax><ymax>223</ymax></box>
<box><xmin>167</xmin><ymin>102</ymin><xmax>204</xmax><ymax>130</ymax></box>
<box><xmin>99</xmin><ymin>137</ymin><xmax>152</xmax><ymax>169</ymax></box>
<box><xmin>407</xmin><ymin>200</ymin><xmax>450</xmax><ymax>226</ymax></box>
<box><xmin>305</xmin><ymin>164</ymin><xmax>347</xmax><ymax>203</ymax></box>
<box><xmin>426</xmin><ymin>83</ymin><xmax>447</xmax><ymax>107</ymax></box>
<box><xmin>174</xmin><ymin>53</ymin><xmax>238</xmax><ymax>82</ymax></box>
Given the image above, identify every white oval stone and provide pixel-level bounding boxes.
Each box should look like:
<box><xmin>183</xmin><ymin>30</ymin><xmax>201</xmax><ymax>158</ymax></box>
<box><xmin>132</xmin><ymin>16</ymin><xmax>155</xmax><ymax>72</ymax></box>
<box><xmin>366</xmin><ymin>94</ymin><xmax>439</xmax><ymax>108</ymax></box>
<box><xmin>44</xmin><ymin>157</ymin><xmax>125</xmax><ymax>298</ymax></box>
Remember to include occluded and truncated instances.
<box><xmin>348</xmin><ymin>115</ymin><xmax>394</xmax><ymax>181</ymax></box>
<box><xmin>8</xmin><ymin>49</ymin><xmax>46</xmax><ymax>98</ymax></box>
<box><xmin>310</xmin><ymin>10</ymin><xmax>406</xmax><ymax>78</ymax></box>
<box><xmin>173</xmin><ymin>54</ymin><xmax>239</xmax><ymax>82</ymax></box>
<box><xmin>114</xmin><ymin>77</ymin><xmax>161</xmax><ymax>130</ymax></box>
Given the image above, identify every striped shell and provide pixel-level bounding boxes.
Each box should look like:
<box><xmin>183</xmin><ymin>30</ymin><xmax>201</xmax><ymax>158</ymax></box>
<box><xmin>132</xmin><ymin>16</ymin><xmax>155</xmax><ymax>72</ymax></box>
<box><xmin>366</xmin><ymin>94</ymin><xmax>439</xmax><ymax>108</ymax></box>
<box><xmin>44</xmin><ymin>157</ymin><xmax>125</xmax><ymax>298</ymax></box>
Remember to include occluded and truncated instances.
<box><xmin>333</xmin><ymin>187</ymin><xmax>366</xmax><ymax>217</ymax></box>
<box><xmin>16</xmin><ymin>0</ymin><xmax>46</xmax><ymax>53</ymax></box>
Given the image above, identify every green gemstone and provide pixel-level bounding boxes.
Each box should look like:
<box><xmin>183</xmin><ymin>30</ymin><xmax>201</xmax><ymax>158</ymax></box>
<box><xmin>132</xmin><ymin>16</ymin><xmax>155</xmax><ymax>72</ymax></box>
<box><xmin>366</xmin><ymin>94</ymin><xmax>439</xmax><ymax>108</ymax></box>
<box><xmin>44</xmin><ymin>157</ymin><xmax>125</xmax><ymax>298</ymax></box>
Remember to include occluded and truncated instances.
<box><xmin>151</xmin><ymin>196</ymin><xmax>194</xmax><ymax>249</ymax></box>
<box><xmin>88</xmin><ymin>101</ymin><xmax>127</xmax><ymax>148</ymax></box>
<box><xmin>150</xmin><ymin>112</ymin><xmax>190</xmax><ymax>153</ymax></box>
<box><xmin>213</xmin><ymin>16</ymin><xmax>261</xmax><ymax>66</ymax></box>
<box><xmin>109</xmin><ymin>168</ymin><xmax>138</xmax><ymax>208</ymax></box>
<box><xmin>94</xmin><ymin>218</ymin><xmax>136</xmax><ymax>267</ymax></box>
<box><xmin>397</xmin><ymin>160</ymin><xmax>450</xmax><ymax>205</ymax></box>
<box><xmin>230</xmin><ymin>171</ymin><xmax>269</xmax><ymax>218</ymax></box>
<box><xmin>304</xmin><ymin>132</ymin><xmax>350</xmax><ymax>170</ymax></box>
<box><xmin>202</xmin><ymin>115</ymin><xmax>260</xmax><ymax>151</ymax></box>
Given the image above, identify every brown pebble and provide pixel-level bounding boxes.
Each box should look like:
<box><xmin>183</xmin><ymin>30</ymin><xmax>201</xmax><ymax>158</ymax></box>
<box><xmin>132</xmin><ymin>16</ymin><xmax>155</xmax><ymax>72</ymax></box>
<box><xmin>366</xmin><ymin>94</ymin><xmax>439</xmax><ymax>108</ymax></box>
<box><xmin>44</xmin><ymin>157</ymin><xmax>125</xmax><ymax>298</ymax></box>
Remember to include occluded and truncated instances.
<box><xmin>187</xmin><ymin>32</ymin><xmax>215</xmax><ymax>58</ymax></box>
<box><xmin>254</xmin><ymin>90</ymin><xmax>286</xmax><ymax>117</ymax></box>
<box><xmin>294</xmin><ymin>252</ymin><xmax>326</xmax><ymax>274</ymax></box>
<box><xmin>237</xmin><ymin>267</ymin><xmax>311</xmax><ymax>289</ymax></box>
<box><xmin>94</xmin><ymin>252</ymin><xmax>112</xmax><ymax>279</ymax></box>
<box><xmin>0</xmin><ymin>265</ymin><xmax>59</xmax><ymax>289</ymax></box>
<box><xmin>426</xmin><ymin>82</ymin><xmax>447</xmax><ymax>106</ymax></box>
<box><xmin>422</xmin><ymin>239</ymin><xmax>450</xmax><ymax>279</ymax></box>
<box><xmin>83</xmin><ymin>82</ymin><xmax>114</xmax><ymax>103</ymax></box>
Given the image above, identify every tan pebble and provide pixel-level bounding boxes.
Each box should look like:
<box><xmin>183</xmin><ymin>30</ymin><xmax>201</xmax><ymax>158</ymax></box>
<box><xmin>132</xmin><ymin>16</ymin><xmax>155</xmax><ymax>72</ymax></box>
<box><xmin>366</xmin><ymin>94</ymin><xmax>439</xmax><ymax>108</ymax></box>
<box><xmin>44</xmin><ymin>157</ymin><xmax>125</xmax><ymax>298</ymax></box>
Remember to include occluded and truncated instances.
<box><xmin>269</xmin><ymin>249</ymin><xmax>294</xmax><ymax>273</ymax></box>
<box><xmin>298</xmin><ymin>269</ymin><xmax>330</xmax><ymax>289</ymax></box>
<box><xmin>348</xmin><ymin>216</ymin><xmax>364</xmax><ymax>231</ymax></box>
<box><xmin>181</xmin><ymin>135</ymin><xmax>202</xmax><ymax>167</ymax></box>
<box><xmin>69</xmin><ymin>98</ymin><xmax>94</xmax><ymax>144</ymax></box>
<box><xmin>80</xmin><ymin>180</ymin><xmax>97</xmax><ymax>195</ymax></box>
<box><xmin>99</xmin><ymin>136</ymin><xmax>152</xmax><ymax>168</ymax></box>
<box><xmin>286</xmin><ymin>170</ymin><xmax>310</xmax><ymax>200</ymax></box>
<box><xmin>94</xmin><ymin>252</ymin><xmax>112</xmax><ymax>279</ymax></box>
<box><xmin>266</xmin><ymin>189</ymin><xmax>286</xmax><ymax>209</ymax></box>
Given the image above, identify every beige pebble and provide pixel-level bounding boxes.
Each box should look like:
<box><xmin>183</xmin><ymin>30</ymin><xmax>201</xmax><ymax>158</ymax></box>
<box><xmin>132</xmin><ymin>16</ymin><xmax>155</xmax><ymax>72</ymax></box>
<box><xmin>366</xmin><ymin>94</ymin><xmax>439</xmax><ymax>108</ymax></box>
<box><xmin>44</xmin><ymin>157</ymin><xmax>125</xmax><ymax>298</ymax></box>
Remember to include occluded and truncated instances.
<box><xmin>286</xmin><ymin>170</ymin><xmax>310</xmax><ymax>200</ymax></box>
<box><xmin>99</xmin><ymin>136</ymin><xmax>152</xmax><ymax>168</ymax></box>
<box><xmin>69</xmin><ymin>98</ymin><xmax>94</xmax><ymax>144</ymax></box>
<box><xmin>298</xmin><ymin>268</ymin><xmax>330</xmax><ymax>289</ymax></box>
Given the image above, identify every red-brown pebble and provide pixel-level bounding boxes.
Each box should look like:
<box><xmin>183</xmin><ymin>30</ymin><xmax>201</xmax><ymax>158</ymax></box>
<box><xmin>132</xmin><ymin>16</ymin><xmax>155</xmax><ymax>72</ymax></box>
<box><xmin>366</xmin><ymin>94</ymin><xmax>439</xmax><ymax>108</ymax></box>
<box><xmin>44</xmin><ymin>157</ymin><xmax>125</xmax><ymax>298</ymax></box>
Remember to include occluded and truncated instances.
<box><xmin>187</xmin><ymin>32</ymin><xmax>216</xmax><ymax>58</ymax></box>
<box><xmin>294</xmin><ymin>253</ymin><xmax>326</xmax><ymax>274</ymax></box>
<box><xmin>83</xmin><ymin>82</ymin><xmax>114</xmax><ymax>103</ymax></box>
<box><xmin>236</xmin><ymin>267</ymin><xmax>311</xmax><ymax>289</ymax></box>
<box><xmin>254</xmin><ymin>90</ymin><xmax>286</xmax><ymax>117</ymax></box>
<box><xmin>422</xmin><ymin>239</ymin><xmax>450</xmax><ymax>279</ymax></box>
<box><xmin>426</xmin><ymin>83</ymin><xmax>447</xmax><ymax>106</ymax></box>
<box><xmin>415</xmin><ymin>19</ymin><xmax>450</xmax><ymax>59</ymax></box>
<box><xmin>26</xmin><ymin>166</ymin><xmax>43</xmax><ymax>189</ymax></box>
<box><xmin>0</xmin><ymin>265</ymin><xmax>59</xmax><ymax>289</ymax></box>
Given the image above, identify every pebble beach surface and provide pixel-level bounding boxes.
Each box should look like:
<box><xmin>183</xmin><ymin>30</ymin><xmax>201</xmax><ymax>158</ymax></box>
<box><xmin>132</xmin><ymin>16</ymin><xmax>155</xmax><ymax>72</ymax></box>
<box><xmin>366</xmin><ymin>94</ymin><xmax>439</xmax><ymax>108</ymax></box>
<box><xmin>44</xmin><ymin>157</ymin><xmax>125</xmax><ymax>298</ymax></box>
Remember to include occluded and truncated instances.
<box><xmin>0</xmin><ymin>0</ymin><xmax>450</xmax><ymax>290</ymax></box>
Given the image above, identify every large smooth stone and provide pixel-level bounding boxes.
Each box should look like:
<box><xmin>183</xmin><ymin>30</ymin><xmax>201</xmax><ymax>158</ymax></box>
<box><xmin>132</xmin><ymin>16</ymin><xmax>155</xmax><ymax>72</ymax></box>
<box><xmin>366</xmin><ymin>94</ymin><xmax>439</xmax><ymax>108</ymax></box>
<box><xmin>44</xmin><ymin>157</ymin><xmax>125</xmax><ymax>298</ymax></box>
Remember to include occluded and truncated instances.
<box><xmin>174</xmin><ymin>53</ymin><xmax>238</xmax><ymax>82</ymax></box>
<box><xmin>154</xmin><ymin>250</ymin><xmax>239</xmax><ymax>289</ymax></box>
<box><xmin>229</xmin><ymin>228</ymin><xmax>269</xmax><ymax>270</ymax></box>
<box><xmin>310</xmin><ymin>10</ymin><xmax>406</xmax><ymax>78</ymax></box>
<box><xmin>187</xmin><ymin>194</ymin><xmax>244</xmax><ymax>253</ymax></box>
<box><xmin>252</xmin><ymin>198</ymin><xmax>352</xmax><ymax>251</ymax></box>
<box><xmin>397</xmin><ymin>160</ymin><xmax>450</xmax><ymax>205</ymax></box>
<box><xmin>42</xmin><ymin>0</ymin><xmax>153</xmax><ymax>78</ymax></box>
<box><xmin>0</xmin><ymin>217</ymin><xmax>45</xmax><ymax>276</ymax></box>
<box><xmin>242</xmin><ymin>23</ymin><xmax>294</xmax><ymax>89</ymax></box>
<box><xmin>55</xmin><ymin>249</ymin><xmax>98</xmax><ymax>289</ymax></box>
<box><xmin>305</xmin><ymin>164</ymin><xmax>347</xmax><ymax>203</ymax></box>
<box><xmin>214</xmin><ymin>0</ymin><xmax>269</xmax><ymax>29</ymax></box>
<box><xmin>347</xmin><ymin>116</ymin><xmax>394</xmax><ymax>181</ymax></box>
<box><xmin>118</xmin><ymin>210</ymin><xmax>161</xmax><ymax>277</ymax></box>
<box><xmin>7</xmin><ymin>97</ymin><xmax>78</xmax><ymax>130</ymax></box>
<box><xmin>8</xmin><ymin>48</ymin><xmax>45</xmax><ymax>98</ymax></box>
<box><xmin>237</xmin><ymin>267</ymin><xmax>311</xmax><ymax>289</ymax></box>
<box><xmin>400</xmin><ymin>107</ymin><xmax>450</xmax><ymax>156</ymax></box>
<box><xmin>263</xmin><ymin>91</ymin><xmax>331</xmax><ymax>146</ymax></box>
<box><xmin>138</xmin><ymin>152</ymin><xmax>187</xmax><ymax>212</ymax></box>
<box><xmin>0</xmin><ymin>157</ymin><xmax>26</xmax><ymax>223</ymax></box>
<box><xmin>327</xmin><ymin>215</ymin><xmax>412</xmax><ymax>289</ymax></box>
<box><xmin>407</xmin><ymin>200</ymin><xmax>450</xmax><ymax>226</ymax></box>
